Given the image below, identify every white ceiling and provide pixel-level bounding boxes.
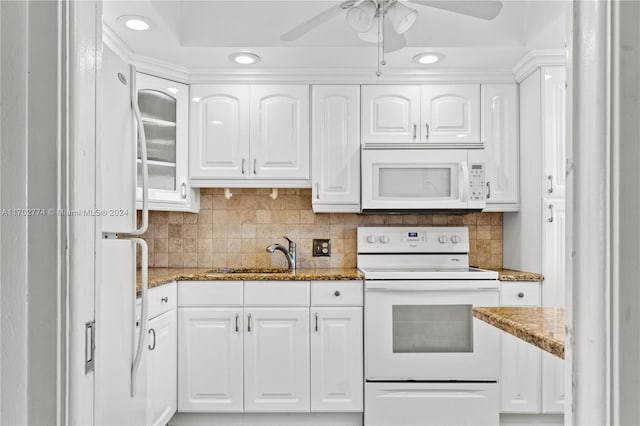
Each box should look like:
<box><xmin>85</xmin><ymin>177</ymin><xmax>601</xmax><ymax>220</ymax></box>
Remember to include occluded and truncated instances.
<box><xmin>103</xmin><ymin>0</ymin><xmax>569</xmax><ymax>70</ymax></box>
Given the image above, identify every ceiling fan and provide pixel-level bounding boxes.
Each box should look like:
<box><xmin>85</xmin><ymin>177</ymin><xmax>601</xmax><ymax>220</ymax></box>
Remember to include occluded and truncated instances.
<box><xmin>280</xmin><ymin>0</ymin><xmax>504</xmax><ymax>53</ymax></box>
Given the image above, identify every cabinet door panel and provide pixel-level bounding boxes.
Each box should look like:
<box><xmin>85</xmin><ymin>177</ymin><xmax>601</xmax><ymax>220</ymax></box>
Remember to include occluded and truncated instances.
<box><xmin>178</xmin><ymin>308</ymin><xmax>243</xmax><ymax>412</ymax></box>
<box><xmin>311</xmin><ymin>308</ymin><xmax>363</xmax><ymax>412</ymax></box>
<box><xmin>312</xmin><ymin>85</ymin><xmax>360</xmax><ymax>209</ymax></box>
<box><xmin>250</xmin><ymin>85</ymin><xmax>309</xmax><ymax>179</ymax></box>
<box><xmin>244</xmin><ymin>308</ymin><xmax>310</xmax><ymax>412</ymax></box>
<box><xmin>362</xmin><ymin>86</ymin><xmax>421</xmax><ymax>143</ymax></box>
<box><xmin>421</xmin><ymin>85</ymin><xmax>480</xmax><ymax>144</ymax></box>
<box><xmin>147</xmin><ymin>310</ymin><xmax>177</xmax><ymax>425</ymax></box>
<box><xmin>190</xmin><ymin>85</ymin><xmax>250</xmax><ymax>179</ymax></box>
<box><xmin>542</xmin><ymin>67</ymin><xmax>567</xmax><ymax>198</ymax></box>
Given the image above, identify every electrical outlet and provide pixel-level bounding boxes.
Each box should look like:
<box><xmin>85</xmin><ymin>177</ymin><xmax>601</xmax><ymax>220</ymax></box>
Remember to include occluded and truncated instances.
<box><xmin>312</xmin><ymin>239</ymin><xmax>331</xmax><ymax>257</ymax></box>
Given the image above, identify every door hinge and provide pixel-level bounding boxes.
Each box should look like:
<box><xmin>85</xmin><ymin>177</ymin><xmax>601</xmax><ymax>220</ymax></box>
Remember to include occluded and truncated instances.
<box><xmin>85</xmin><ymin>320</ymin><xmax>95</xmax><ymax>374</ymax></box>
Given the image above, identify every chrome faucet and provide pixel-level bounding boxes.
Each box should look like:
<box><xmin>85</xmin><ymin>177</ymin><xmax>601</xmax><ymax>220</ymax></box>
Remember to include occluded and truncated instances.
<box><xmin>266</xmin><ymin>236</ymin><xmax>296</xmax><ymax>270</ymax></box>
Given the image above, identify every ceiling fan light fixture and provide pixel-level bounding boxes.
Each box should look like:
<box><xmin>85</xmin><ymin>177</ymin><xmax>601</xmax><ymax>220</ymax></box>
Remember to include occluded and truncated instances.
<box><xmin>229</xmin><ymin>52</ymin><xmax>261</xmax><ymax>65</ymax></box>
<box><xmin>347</xmin><ymin>0</ymin><xmax>377</xmax><ymax>33</ymax></box>
<box><xmin>413</xmin><ymin>52</ymin><xmax>444</xmax><ymax>65</ymax></box>
<box><xmin>387</xmin><ymin>1</ymin><xmax>418</xmax><ymax>34</ymax></box>
<box><xmin>358</xmin><ymin>21</ymin><xmax>381</xmax><ymax>43</ymax></box>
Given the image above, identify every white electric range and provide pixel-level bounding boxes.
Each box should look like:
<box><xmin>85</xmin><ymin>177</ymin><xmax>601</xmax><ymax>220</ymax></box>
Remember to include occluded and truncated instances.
<box><xmin>358</xmin><ymin>226</ymin><xmax>500</xmax><ymax>426</ymax></box>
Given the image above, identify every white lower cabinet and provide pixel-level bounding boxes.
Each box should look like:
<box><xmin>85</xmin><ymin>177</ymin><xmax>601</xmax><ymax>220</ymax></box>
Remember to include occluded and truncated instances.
<box><xmin>244</xmin><ymin>308</ymin><xmax>310</xmax><ymax>412</ymax></box>
<box><xmin>310</xmin><ymin>308</ymin><xmax>363</xmax><ymax>412</ymax></box>
<box><xmin>147</xmin><ymin>309</ymin><xmax>178</xmax><ymax>425</ymax></box>
<box><xmin>178</xmin><ymin>308</ymin><xmax>244</xmax><ymax>412</ymax></box>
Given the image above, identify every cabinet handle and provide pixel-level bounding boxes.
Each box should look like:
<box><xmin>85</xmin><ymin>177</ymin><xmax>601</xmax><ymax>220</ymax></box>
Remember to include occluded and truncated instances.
<box><xmin>517</xmin><ymin>292</ymin><xmax>525</xmax><ymax>298</ymax></box>
<box><xmin>180</xmin><ymin>182</ymin><xmax>187</xmax><ymax>199</ymax></box>
<box><xmin>160</xmin><ymin>296</ymin><xmax>168</xmax><ymax>303</ymax></box>
<box><xmin>548</xmin><ymin>204</ymin><xmax>554</xmax><ymax>223</ymax></box>
<box><xmin>235</xmin><ymin>313</ymin><xmax>239</xmax><ymax>333</ymax></box>
<box><xmin>547</xmin><ymin>175</ymin><xmax>554</xmax><ymax>193</ymax></box>
<box><xmin>316</xmin><ymin>183</ymin><xmax>320</xmax><ymax>199</ymax></box>
<box><xmin>242</xmin><ymin>159</ymin><xmax>246</xmax><ymax>175</ymax></box>
<box><xmin>148</xmin><ymin>328</ymin><xmax>156</xmax><ymax>351</ymax></box>
<box><xmin>314</xmin><ymin>312</ymin><xmax>319</xmax><ymax>332</ymax></box>
<box><xmin>253</xmin><ymin>159</ymin><xmax>257</xmax><ymax>175</ymax></box>
<box><xmin>425</xmin><ymin>123</ymin><xmax>430</xmax><ymax>140</ymax></box>
<box><xmin>486</xmin><ymin>181</ymin><xmax>491</xmax><ymax>199</ymax></box>
<box><xmin>412</xmin><ymin>123</ymin><xmax>417</xmax><ymax>140</ymax></box>
<box><xmin>334</xmin><ymin>290</ymin><xmax>340</xmax><ymax>297</ymax></box>
<box><xmin>247</xmin><ymin>313</ymin><xmax>252</xmax><ymax>332</ymax></box>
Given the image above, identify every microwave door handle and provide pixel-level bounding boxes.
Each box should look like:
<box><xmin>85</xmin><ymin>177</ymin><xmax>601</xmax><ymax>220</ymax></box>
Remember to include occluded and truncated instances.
<box><xmin>460</xmin><ymin>162</ymin><xmax>469</xmax><ymax>202</ymax></box>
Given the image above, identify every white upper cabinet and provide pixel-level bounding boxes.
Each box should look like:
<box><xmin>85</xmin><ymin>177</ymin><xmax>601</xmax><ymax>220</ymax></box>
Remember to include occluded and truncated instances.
<box><xmin>136</xmin><ymin>73</ymin><xmax>199</xmax><ymax>212</ymax></box>
<box><xmin>471</xmin><ymin>84</ymin><xmax>519</xmax><ymax>210</ymax></box>
<box><xmin>244</xmin><ymin>308</ymin><xmax>310</xmax><ymax>412</ymax></box>
<box><xmin>361</xmin><ymin>85</ymin><xmax>421</xmax><ymax>144</ymax></box>
<box><xmin>250</xmin><ymin>85</ymin><xmax>310</xmax><ymax>179</ymax></box>
<box><xmin>312</xmin><ymin>85</ymin><xmax>361</xmax><ymax>212</ymax></box>
<box><xmin>190</xmin><ymin>85</ymin><xmax>250</xmax><ymax>180</ymax></box>
<box><xmin>421</xmin><ymin>84</ymin><xmax>481</xmax><ymax>145</ymax></box>
<box><xmin>189</xmin><ymin>85</ymin><xmax>310</xmax><ymax>186</ymax></box>
<box><xmin>542</xmin><ymin>67</ymin><xmax>567</xmax><ymax>198</ymax></box>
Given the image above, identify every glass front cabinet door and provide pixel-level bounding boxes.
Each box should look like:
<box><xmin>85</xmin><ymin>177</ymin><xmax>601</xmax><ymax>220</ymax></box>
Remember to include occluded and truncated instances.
<box><xmin>136</xmin><ymin>73</ymin><xmax>199</xmax><ymax>212</ymax></box>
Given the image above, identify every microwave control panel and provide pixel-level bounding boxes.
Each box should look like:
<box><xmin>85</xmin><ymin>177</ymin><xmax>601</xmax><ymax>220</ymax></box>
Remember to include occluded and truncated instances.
<box><xmin>469</xmin><ymin>163</ymin><xmax>486</xmax><ymax>201</ymax></box>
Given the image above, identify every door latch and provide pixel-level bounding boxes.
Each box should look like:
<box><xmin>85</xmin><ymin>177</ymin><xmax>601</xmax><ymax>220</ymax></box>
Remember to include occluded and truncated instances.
<box><xmin>85</xmin><ymin>320</ymin><xmax>95</xmax><ymax>374</ymax></box>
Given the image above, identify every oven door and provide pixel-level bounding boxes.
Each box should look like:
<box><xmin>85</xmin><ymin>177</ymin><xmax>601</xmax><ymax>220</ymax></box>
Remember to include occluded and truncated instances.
<box><xmin>365</xmin><ymin>280</ymin><xmax>499</xmax><ymax>381</ymax></box>
<box><xmin>361</xmin><ymin>149</ymin><xmax>478</xmax><ymax>211</ymax></box>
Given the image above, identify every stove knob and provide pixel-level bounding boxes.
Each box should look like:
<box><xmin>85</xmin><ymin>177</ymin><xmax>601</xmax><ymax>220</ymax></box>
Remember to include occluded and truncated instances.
<box><xmin>451</xmin><ymin>235</ymin><xmax>461</xmax><ymax>244</ymax></box>
<box><xmin>438</xmin><ymin>235</ymin><xmax>448</xmax><ymax>244</ymax></box>
<box><xmin>366</xmin><ymin>235</ymin><xmax>376</xmax><ymax>243</ymax></box>
<box><xmin>380</xmin><ymin>235</ymin><xmax>389</xmax><ymax>244</ymax></box>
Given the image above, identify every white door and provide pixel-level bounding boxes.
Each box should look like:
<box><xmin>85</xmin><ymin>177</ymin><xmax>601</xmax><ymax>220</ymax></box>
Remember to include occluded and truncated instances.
<box><xmin>250</xmin><ymin>85</ymin><xmax>310</xmax><ymax>179</ymax></box>
<box><xmin>311</xmin><ymin>85</ymin><xmax>360</xmax><ymax>211</ymax></box>
<box><xmin>177</xmin><ymin>308</ymin><xmax>243</xmax><ymax>412</ymax></box>
<box><xmin>310</xmin><ymin>308</ymin><xmax>363</xmax><ymax>412</ymax></box>
<box><xmin>542</xmin><ymin>198</ymin><xmax>566</xmax><ymax>413</ymax></box>
<box><xmin>361</xmin><ymin>85</ymin><xmax>421</xmax><ymax>144</ymax></box>
<box><xmin>542</xmin><ymin>67</ymin><xmax>567</xmax><ymax>198</ymax></box>
<box><xmin>147</xmin><ymin>310</ymin><xmax>177</xmax><ymax>426</ymax></box>
<box><xmin>421</xmin><ymin>85</ymin><xmax>481</xmax><ymax>145</ymax></box>
<box><xmin>136</xmin><ymin>73</ymin><xmax>196</xmax><ymax>211</ymax></box>
<box><xmin>189</xmin><ymin>85</ymin><xmax>250</xmax><ymax>180</ymax></box>
<box><xmin>470</xmin><ymin>84</ymin><xmax>519</xmax><ymax>208</ymax></box>
<box><xmin>244</xmin><ymin>308</ymin><xmax>310</xmax><ymax>412</ymax></box>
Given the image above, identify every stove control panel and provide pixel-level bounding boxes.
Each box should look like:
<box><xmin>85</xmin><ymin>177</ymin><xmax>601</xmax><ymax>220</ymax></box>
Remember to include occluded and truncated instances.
<box><xmin>357</xmin><ymin>226</ymin><xmax>470</xmax><ymax>253</ymax></box>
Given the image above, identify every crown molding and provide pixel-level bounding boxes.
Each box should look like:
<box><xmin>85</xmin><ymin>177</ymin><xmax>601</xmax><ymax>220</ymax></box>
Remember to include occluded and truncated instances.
<box><xmin>512</xmin><ymin>49</ymin><xmax>567</xmax><ymax>82</ymax></box>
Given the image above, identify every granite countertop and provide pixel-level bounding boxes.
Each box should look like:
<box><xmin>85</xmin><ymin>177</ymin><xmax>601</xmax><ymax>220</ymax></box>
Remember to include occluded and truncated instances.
<box><xmin>473</xmin><ymin>307</ymin><xmax>564</xmax><ymax>359</ymax></box>
<box><xmin>138</xmin><ymin>267</ymin><xmax>365</xmax><ymax>291</ymax></box>
<box><xmin>494</xmin><ymin>269</ymin><xmax>545</xmax><ymax>281</ymax></box>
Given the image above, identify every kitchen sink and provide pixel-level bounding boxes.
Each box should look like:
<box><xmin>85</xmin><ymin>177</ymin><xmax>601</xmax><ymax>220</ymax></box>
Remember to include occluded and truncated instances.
<box><xmin>205</xmin><ymin>267</ymin><xmax>290</xmax><ymax>274</ymax></box>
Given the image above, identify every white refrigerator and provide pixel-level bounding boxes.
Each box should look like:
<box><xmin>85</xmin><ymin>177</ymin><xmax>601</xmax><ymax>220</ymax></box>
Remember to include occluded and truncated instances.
<box><xmin>95</xmin><ymin>45</ymin><xmax>151</xmax><ymax>425</ymax></box>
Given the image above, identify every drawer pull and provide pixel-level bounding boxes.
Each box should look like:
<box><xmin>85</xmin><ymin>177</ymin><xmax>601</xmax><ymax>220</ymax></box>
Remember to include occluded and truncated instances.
<box><xmin>161</xmin><ymin>296</ymin><xmax>168</xmax><ymax>303</ymax></box>
<box><xmin>334</xmin><ymin>290</ymin><xmax>341</xmax><ymax>297</ymax></box>
<box><xmin>517</xmin><ymin>292</ymin><xmax>525</xmax><ymax>298</ymax></box>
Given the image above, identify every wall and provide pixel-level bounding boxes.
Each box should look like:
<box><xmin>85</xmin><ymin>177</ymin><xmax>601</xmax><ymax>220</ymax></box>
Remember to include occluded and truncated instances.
<box><xmin>141</xmin><ymin>188</ymin><xmax>503</xmax><ymax>270</ymax></box>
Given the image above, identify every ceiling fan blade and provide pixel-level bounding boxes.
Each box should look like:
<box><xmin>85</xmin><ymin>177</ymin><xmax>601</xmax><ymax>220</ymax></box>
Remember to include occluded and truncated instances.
<box><xmin>383</xmin><ymin>17</ymin><xmax>407</xmax><ymax>53</ymax></box>
<box><xmin>280</xmin><ymin>2</ymin><xmax>347</xmax><ymax>41</ymax></box>
<box><xmin>408</xmin><ymin>1</ymin><xmax>503</xmax><ymax>20</ymax></box>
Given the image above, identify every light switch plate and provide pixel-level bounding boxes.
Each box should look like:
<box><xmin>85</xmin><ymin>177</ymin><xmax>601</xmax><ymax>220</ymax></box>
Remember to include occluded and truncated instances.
<box><xmin>313</xmin><ymin>239</ymin><xmax>331</xmax><ymax>257</ymax></box>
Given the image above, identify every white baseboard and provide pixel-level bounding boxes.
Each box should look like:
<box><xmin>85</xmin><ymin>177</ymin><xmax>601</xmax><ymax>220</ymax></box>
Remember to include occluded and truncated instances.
<box><xmin>169</xmin><ymin>412</ymin><xmax>363</xmax><ymax>426</ymax></box>
<box><xmin>500</xmin><ymin>413</ymin><xmax>564</xmax><ymax>426</ymax></box>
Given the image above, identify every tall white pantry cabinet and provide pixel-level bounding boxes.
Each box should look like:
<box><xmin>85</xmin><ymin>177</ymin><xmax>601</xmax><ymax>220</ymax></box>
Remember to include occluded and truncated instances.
<box><xmin>504</xmin><ymin>66</ymin><xmax>567</xmax><ymax>415</ymax></box>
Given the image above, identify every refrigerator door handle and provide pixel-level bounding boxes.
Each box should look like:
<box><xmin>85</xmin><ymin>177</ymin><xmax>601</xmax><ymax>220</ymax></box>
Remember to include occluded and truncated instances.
<box><xmin>130</xmin><ymin>238</ymin><xmax>148</xmax><ymax>397</ymax></box>
<box><xmin>129</xmin><ymin>65</ymin><xmax>149</xmax><ymax>235</ymax></box>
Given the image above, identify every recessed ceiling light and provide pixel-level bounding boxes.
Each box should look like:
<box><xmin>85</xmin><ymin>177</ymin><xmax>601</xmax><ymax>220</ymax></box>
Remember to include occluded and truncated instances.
<box><xmin>413</xmin><ymin>52</ymin><xmax>444</xmax><ymax>65</ymax></box>
<box><xmin>229</xmin><ymin>52</ymin><xmax>261</xmax><ymax>65</ymax></box>
<box><xmin>118</xmin><ymin>15</ymin><xmax>152</xmax><ymax>31</ymax></box>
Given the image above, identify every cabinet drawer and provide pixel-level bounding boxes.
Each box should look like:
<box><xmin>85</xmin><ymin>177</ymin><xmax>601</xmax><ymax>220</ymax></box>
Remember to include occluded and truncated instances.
<box><xmin>311</xmin><ymin>281</ymin><xmax>363</xmax><ymax>306</ymax></box>
<box><xmin>148</xmin><ymin>282</ymin><xmax>177</xmax><ymax>319</ymax></box>
<box><xmin>244</xmin><ymin>281</ymin><xmax>310</xmax><ymax>306</ymax></box>
<box><xmin>500</xmin><ymin>282</ymin><xmax>541</xmax><ymax>306</ymax></box>
<box><xmin>178</xmin><ymin>281</ymin><xmax>243</xmax><ymax>306</ymax></box>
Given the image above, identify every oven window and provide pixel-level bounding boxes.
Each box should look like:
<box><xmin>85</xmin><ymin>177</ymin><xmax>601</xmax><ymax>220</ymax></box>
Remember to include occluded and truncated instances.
<box><xmin>379</xmin><ymin>168</ymin><xmax>451</xmax><ymax>198</ymax></box>
<box><xmin>392</xmin><ymin>305</ymin><xmax>473</xmax><ymax>353</ymax></box>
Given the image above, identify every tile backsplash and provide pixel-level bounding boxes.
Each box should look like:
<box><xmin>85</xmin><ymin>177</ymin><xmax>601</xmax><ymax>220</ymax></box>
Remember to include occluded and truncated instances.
<box><xmin>140</xmin><ymin>188</ymin><xmax>503</xmax><ymax>269</ymax></box>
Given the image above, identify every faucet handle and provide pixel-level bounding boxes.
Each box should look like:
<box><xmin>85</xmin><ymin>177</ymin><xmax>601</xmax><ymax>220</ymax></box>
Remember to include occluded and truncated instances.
<box><xmin>283</xmin><ymin>236</ymin><xmax>295</xmax><ymax>249</ymax></box>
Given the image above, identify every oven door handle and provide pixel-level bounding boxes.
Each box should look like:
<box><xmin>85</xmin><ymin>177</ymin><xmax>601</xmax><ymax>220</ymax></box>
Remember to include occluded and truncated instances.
<box><xmin>366</xmin><ymin>284</ymin><xmax>498</xmax><ymax>292</ymax></box>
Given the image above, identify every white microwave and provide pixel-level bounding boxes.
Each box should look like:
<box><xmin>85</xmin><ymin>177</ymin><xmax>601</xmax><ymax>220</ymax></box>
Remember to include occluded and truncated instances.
<box><xmin>361</xmin><ymin>148</ymin><xmax>486</xmax><ymax>212</ymax></box>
